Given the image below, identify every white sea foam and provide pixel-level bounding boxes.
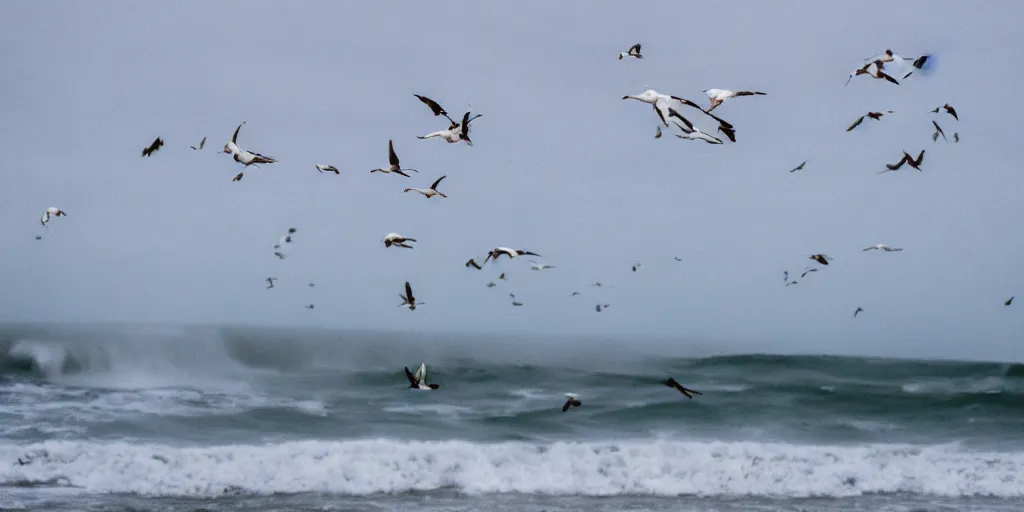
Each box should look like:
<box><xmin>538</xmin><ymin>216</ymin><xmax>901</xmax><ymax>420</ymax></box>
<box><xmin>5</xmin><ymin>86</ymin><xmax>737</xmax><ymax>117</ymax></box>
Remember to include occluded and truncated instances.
<box><xmin>1</xmin><ymin>440</ymin><xmax>1022</xmax><ymax>498</ymax></box>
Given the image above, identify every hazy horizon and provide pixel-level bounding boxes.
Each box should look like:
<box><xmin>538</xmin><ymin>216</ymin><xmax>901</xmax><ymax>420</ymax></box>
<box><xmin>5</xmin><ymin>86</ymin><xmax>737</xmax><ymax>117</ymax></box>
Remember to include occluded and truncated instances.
<box><xmin>1</xmin><ymin>1</ymin><xmax>1022</xmax><ymax>363</ymax></box>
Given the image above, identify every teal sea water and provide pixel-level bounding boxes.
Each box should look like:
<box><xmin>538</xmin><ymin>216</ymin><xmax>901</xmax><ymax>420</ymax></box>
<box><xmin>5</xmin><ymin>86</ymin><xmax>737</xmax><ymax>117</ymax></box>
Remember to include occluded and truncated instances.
<box><xmin>1</xmin><ymin>324</ymin><xmax>1023</xmax><ymax>511</ymax></box>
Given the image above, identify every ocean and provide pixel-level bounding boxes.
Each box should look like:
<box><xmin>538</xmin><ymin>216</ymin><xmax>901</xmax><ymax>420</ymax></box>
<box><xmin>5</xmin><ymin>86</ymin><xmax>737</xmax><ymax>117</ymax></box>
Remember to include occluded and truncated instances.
<box><xmin>1</xmin><ymin>323</ymin><xmax>1022</xmax><ymax>511</ymax></box>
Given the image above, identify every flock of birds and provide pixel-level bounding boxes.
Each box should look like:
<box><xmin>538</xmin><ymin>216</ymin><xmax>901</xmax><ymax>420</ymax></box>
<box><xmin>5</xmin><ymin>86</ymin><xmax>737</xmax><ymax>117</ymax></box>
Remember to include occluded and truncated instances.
<box><xmin>30</xmin><ymin>43</ymin><xmax>1017</xmax><ymax>411</ymax></box>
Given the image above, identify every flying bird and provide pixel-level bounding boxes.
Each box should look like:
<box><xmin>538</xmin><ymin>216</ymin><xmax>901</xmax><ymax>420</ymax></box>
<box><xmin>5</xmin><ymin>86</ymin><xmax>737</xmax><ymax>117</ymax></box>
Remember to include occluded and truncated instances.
<box><xmin>316</xmin><ymin>164</ymin><xmax>340</xmax><ymax>174</ymax></box>
<box><xmin>785</xmin><ymin>280</ymin><xmax>799</xmax><ymax>287</ymax></box>
<box><xmin>702</xmin><ymin>88</ymin><xmax>766</xmax><ymax>113</ymax></box>
<box><xmin>632</xmin><ymin>264</ymin><xmax>642</xmax><ymax>272</ymax></box>
<box><xmin>562</xmin><ymin>393</ymin><xmax>582</xmax><ymax>412</ymax></box>
<box><xmin>570</xmin><ymin>291</ymin><xmax>581</xmax><ymax>296</ymax></box>
<box><xmin>591</xmin><ymin>282</ymin><xmax>603</xmax><ymax>287</ymax></box>
<box><xmin>266</xmin><ymin>277</ymin><xmax>277</xmax><ymax>289</ymax></box>
<box><xmin>666</xmin><ymin>108</ymin><xmax>724</xmax><ymax>144</ymax></box>
<box><xmin>274</xmin><ymin>227</ymin><xmax>297</xmax><ymax>249</ymax></box>
<box><xmin>863</xmin><ymin>244</ymin><xmax>903</xmax><ymax>252</ymax></box>
<box><xmin>800</xmin><ymin>268</ymin><xmax>818</xmax><ymax>279</ymax></box>
<box><xmin>1006</xmin><ymin>296</ymin><xmax>1014</xmax><ymax>306</ymax></box>
<box><xmin>417</xmin><ymin>112</ymin><xmax>482</xmax><ymax>145</ymax></box>
<box><xmin>664</xmin><ymin>377</ymin><xmax>702</xmax><ymax>399</ymax></box>
<box><xmin>595</xmin><ymin>304</ymin><xmax>610</xmax><ymax>312</ymax></box>
<box><xmin>783</xmin><ymin>271</ymin><xmax>789</xmax><ymax>282</ymax></box>
<box><xmin>846</xmin><ymin>111</ymin><xmax>894</xmax><ymax>131</ymax></box>
<box><xmin>398</xmin><ymin>281</ymin><xmax>423</xmax><ymax>310</ymax></box>
<box><xmin>413</xmin><ymin>94</ymin><xmax>456</xmax><ymax>124</ymax></box>
<box><xmin>509</xmin><ymin>293</ymin><xmax>523</xmax><ymax>307</ymax></box>
<box><xmin>932</xmin><ymin>121</ymin><xmax>947</xmax><ymax>142</ymax></box>
<box><xmin>190</xmin><ymin>136</ymin><xmax>206</xmax><ymax>151</ymax></box>
<box><xmin>465</xmin><ymin>258</ymin><xmax>482</xmax><ymax>270</ymax></box>
<box><xmin>141</xmin><ymin>137</ymin><xmax>164</xmax><ymax>157</ymax></box>
<box><xmin>903</xmin><ymin>55</ymin><xmax>931</xmax><ymax>79</ymax></box>
<box><xmin>953</xmin><ymin>133</ymin><xmax>959</xmax><ymax>143</ymax></box>
<box><xmin>530</xmin><ymin>261</ymin><xmax>556</xmax><ymax>271</ymax></box>
<box><xmin>273</xmin><ymin>251</ymin><xmax>287</xmax><ymax>260</ymax></box>
<box><xmin>404</xmin><ymin>175</ymin><xmax>448</xmax><ymax>199</ymax></box>
<box><xmin>788</xmin><ymin>161</ymin><xmax>808</xmax><ymax>173</ymax></box>
<box><xmin>622</xmin><ymin>89</ymin><xmax>732</xmax><ymax>131</ymax></box>
<box><xmin>883</xmin><ymin>150</ymin><xmax>925</xmax><ymax>172</ymax></box>
<box><xmin>383</xmin><ymin>232</ymin><xmax>416</xmax><ymax>249</ymax></box>
<box><xmin>846</xmin><ymin>62</ymin><xmax>899</xmax><ymax>86</ymax></box>
<box><xmin>654</xmin><ymin>126</ymin><xmax>662</xmax><ymax>139</ymax></box>
<box><xmin>484</xmin><ymin>247</ymin><xmax>541</xmax><ymax>263</ymax></box>
<box><xmin>305</xmin><ymin>304</ymin><xmax>315</xmax><ymax>310</ymax></box>
<box><xmin>405</xmin><ymin>362</ymin><xmax>439</xmax><ymax>390</ymax></box>
<box><xmin>930</xmin><ymin>103</ymin><xmax>958</xmax><ymax>121</ymax></box>
<box><xmin>810</xmin><ymin>254</ymin><xmax>832</xmax><ymax>266</ymax></box>
<box><xmin>618</xmin><ymin>43</ymin><xmax>642</xmax><ymax>60</ymax></box>
<box><xmin>854</xmin><ymin>307</ymin><xmax>864</xmax><ymax>318</ymax></box>
<box><xmin>486</xmin><ymin>282</ymin><xmax>497</xmax><ymax>288</ymax></box>
<box><xmin>40</xmin><ymin>207</ymin><xmax>67</xmax><ymax>227</ymax></box>
<box><xmin>223</xmin><ymin>122</ymin><xmax>277</xmax><ymax>182</ymax></box>
<box><xmin>370</xmin><ymin>140</ymin><xmax>418</xmax><ymax>177</ymax></box>
<box><xmin>498</xmin><ymin>273</ymin><xmax>507</xmax><ymax>280</ymax></box>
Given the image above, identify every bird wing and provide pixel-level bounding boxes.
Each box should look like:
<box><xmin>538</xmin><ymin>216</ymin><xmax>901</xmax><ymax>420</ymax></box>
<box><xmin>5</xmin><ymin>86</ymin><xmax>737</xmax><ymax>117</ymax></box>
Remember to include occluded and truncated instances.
<box><xmin>404</xmin><ymin>366</ymin><xmax>418</xmax><ymax>387</ymax></box>
<box><xmin>628</xmin><ymin>43</ymin><xmax>641</xmax><ymax>55</ymax></box>
<box><xmin>666</xmin><ymin>108</ymin><xmax>694</xmax><ymax>131</ymax></box>
<box><xmin>232</xmin><ymin>122</ymin><xmax>245</xmax><ymax>144</ymax></box>
<box><xmin>388</xmin><ymin>139</ymin><xmax>399</xmax><ymax>167</ymax></box>
<box><xmin>414</xmin><ymin>94</ymin><xmax>454</xmax><ymax>123</ymax></box>
<box><xmin>562</xmin><ymin>398</ymin><xmax>573</xmax><ymax>412</ymax></box>
<box><xmin>789</xmin><ymin>161</ymin><xmax>807</xmax><ymax>173</ymax></box>
<box><xmin>517</xmin><ymin>250</ymin><xmax>541</xmax><ymax>257</ymax></box>
<box><xmin>879</xmin><ymin>71</ymin><xmax>900</xmax><ymax>85</ymax></box>
<box><xmin>651</xmin><ymin>102</ymin><xmax>668</xmax><ymax>126</ymax></box>
<box><xmin>945</xmin><ymin>105</ymin><xmax>958</xmax><ymax>120</ymax></box>
<box><xmin>430</xmin><ymin>175</ymin><xmax>446</xmax><ymax>190</ymax></box>
<box><xmin>846</xmin><ymin>116</ymin><xmax>865</xmax><ymax>132</ymax></box>
<box><xmin>250</xmin><ymin>152</ymin><xmax>277</xmax><ymax>164</ymax></box>
<box><xmin>466</xmin><ymin>258</ymin><xmax>482</xmax><ymax>270</ymax></box>
<box><xmin>931</xmin><ymin>121</ymin><xmax>946</xmax><ymax>141</ymax></box>
<box><xmin>405</xmin><ymin>281</ymin><xmax>414</xmax><ymax>302</ymax></box>
<box><xmin>414</xmin><ymin>363</ymin><xmax>427</xmax><ymax>384</ymax></box>
<box><xmin>459</xmin><ymin>112</ymin><xmax>472</xmax><ymax>138</ymax></box>
<box><xmin>734</xmin><ymin>91</ymin><xmax>766</xmax><ymax>96</ymax></box>
<box><xmin>199</xmin><ymin>136</ymin><xmax>206</xmax><ymax>149</ymax></box>
<box><xmin>886</xmin><ymin>154</ymin><xmax>908</xmax><ymax>170</ymax></box>
<box><xmin>914</xmin><ymin>150</ymin><xmax>925</xmax><ymax>166</ymax></box>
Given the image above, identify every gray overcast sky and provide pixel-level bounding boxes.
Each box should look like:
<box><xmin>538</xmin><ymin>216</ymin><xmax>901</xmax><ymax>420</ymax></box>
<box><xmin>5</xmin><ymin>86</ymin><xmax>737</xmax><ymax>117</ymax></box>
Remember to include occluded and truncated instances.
<box><xmin>1</xmin><ymin>1</ymin><xmax>1021</xmax><ymax>361</ymax></box>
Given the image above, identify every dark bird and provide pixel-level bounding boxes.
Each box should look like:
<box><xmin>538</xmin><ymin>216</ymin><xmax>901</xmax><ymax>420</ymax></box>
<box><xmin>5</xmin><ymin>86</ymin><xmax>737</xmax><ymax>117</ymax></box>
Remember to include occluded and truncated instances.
<box><xmin>34</xmin><ymin>235</ymin><xmax>42</xmax><ymax>240</ymax></box>
<box><xmin>398</xmin><ymin>281</ymin><xmax>423</xmax><ymax>310</ymax></box>
<box><xmin>190</xmin><ymin>136</ymin><xmax>206</xmax><ymax>151</ymax></box>
<box><xmin>266</xmin><ymin>277</ymin><xmax>277</xmax><ymax>289</ymax></box>
<box><xmin>484</xmin><ymin>247</ymin><xmax>541</xmax><ymax>263</ymax></box>
<box><xmin>370</xmin><ymin>140</ymin><xmax>418</xmax><ymax>177</ymax></box>
<box><xmin>783</xmin><ymin>271</ymin><xmax>789</xmax><ymax>282</ymax></box>
<box><xmin>413</xmin><ymin>94</ymin><xmax>456</xmax><ymax>124</ymax></box>
<box><xmin>846</xmin><ymin>111</ymin><xmax>894</xmax><ymax>131</ymax></box>
<box><xmin>141</xmin><ymin>137</ymin><xmax>164</xmax><ymax>157</ymax></box>
<box><xmin>305</xmin><ymin>304</ymin><xmax>315</xmax><ymax>310</ymax></box>
<box><xmin>953</xmin><ymin>133</ymin><xmax>959</xmax><ymax>143</ymax></box>
<box><xmin>800</xmin><ymin>268</ymin><xmax>818</xmax><ymax>279</ymax></box>
<box><xmin>619</xmin><ymin>43</ymin><xmax>642</xmax><ymax>60</ymax></box>
<box><xmin>785</xmin><ymin>280</ymin><xmax>799</xmax><ymax>287</ymax></box>
<box><xmin>664</xmin><ymin>377</ymin><xmax>702</xmax><ymax>399</ymax></box>
<box><xmin>883</xmin><ymin>150</ymin><xmax>925</xmax><ymax>172</ymax></box>
<box><xmin>457</xmin><ymin>111</ymin><xmax>482</xmax><ymax>146</ymax></box>
<box><xmin>854</xmin><ymin>307</ymin><xmax>864</xmax><ymax>318</ymax></box>
<box><xmin>1006</xmin><ymin>296</ymin><xmax>1014</xmax><ymax>307</ymax></box>
<box><xmin>673</xmin><ymin>256</ymin><xmax>683</xmax><ymax>262</ymax></box>
<box><xmin>465</xmin><ymin>258</ymin><xmax>482</xmax><ymax>270</ymax></box>
<box><xmin>499</xmin><ymin>273</ymin><xmax>507</xmax><ymax>280</ymax></box>
<box><xmin>562</xmin><ymin>393</ymin><xmax>583</xmax><ymax>412</ymax></box>
<box><xmin>570</xmin><ymin>291</ymin><xmax>581</xmax><ymax>296</ymax></box>
<box><xmin>810</xmin><ymin>254</ymin><xmax>832</xmax><ymax>266</ymax></box>
<box><xmin>930</xmin><ymin>103</ymin><xmax>958</xmax><ymax>121</ymax></box>
<box><xmin>273</xmin><ymin>251</ymin><xmax>286</xmax><ymax>260</ymax></box>
<box><xmin>486</xmin><ymin>282</ymin><xmax>496</xmax><ymax>288</ymax></box>
<box><xmin>17</xmin><ymin>457</ymin><xmax>28</xmax><ymax>466</ymax></box>
<box><xmin>788</xmin><ymin>161</ymin><xmax>808</xmax><ymax>173</ymax></box>
<box><xmin>308</xmin><ymin>283</ymin><xmax>315</xmax><ymax>288</ymax></box>
<box><xmin>655</xmin><ymin>126</ymin><xmax>662</xmax><ymax>139</ymax></box>
<box><xmin>932</xmin><ymin>121</ymin><xmax>947</xmax><ymax>142</ymax></box>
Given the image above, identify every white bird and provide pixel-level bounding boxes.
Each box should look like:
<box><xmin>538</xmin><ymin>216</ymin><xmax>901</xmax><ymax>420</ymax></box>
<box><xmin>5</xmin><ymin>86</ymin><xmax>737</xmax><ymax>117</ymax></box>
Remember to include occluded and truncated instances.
<box><xmin>863</xmin><ymin>244</ymin><xmax>903</xmax><ymax>252</ymax></box>
<box><xmin>702</xmin><ymin>88</ymin><xmax>766</xmax><ymax>113</ymax></box>
<box><xmin>370</xmin><ymin>140</ymin><xmax>418</xmax><ymax>177</ymax></box>
<box><xmin>383</xmin><ymin>233</ymin><xmax>416</xmax><ymax>249</ymax></box>
<box><xmin>40</xmin><ymin>207</ymin><xmax>67</xmax><ymax>227</ymax></box>
<box><xmin>315</xmin><ymin>164</ymin><xmax>340</xmax><ymax>174</ymax></box>
<box><xmin>484</xmin><ymin>247</ymin><xmax>541</xmax><ymax>263</ymax></box>
<box><xmin>223</xmin><ymin>122</ymin><xmax>277</xmax><ymax>182</ymax></box>
<box><xmin>405</xmin><ymin>362</ymin><xmax>439</xmax><ymax>390</ymax></box>
<box><xmin>403</xmin><ymin>175</ymin><xmax>448</xmax><ymax>199</ymax></box>
<box><xmin>667</xmin><ymin>108</ymin><xmax>724</xmax><ymax>144</ymax></box>
<box><xmin>417</xmin><ymin>112</ymin><xmax>482</xmax><ymax>146</ymax></box>
<box><xmin>618</xmin><ymin>43</ymin><xmax>642</xmax><ymax>60</ymax></box>
<box><xmin>530</xmin><ymin>261</ymin><xmax>556</xmax><ymax>271</ymax></box>
<box><xmin>623</xmin><ymin>89</ymin><xmax>735</xmax><ymax>141</ymax></box>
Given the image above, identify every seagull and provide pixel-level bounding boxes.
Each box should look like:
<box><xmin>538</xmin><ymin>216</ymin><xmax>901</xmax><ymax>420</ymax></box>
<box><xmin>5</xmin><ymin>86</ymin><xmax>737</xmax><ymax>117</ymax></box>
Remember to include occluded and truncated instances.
<box><xmin>308</xmin><ymin>283</ymin><xmax>315</xmax><ymax>287</ymax></box>
<box><xmin>413</xmin><ymin>94</ymin><xmax>456</xmax><ymax>125</ymax></box>
<box><xmin>190</xmin><ymin>136</ymin><xmax>206</xmax><ymax>151</ymax></box>
<box><xmin>562</xmin><ymin>393</ymin><xmax>582</xmax><ymax>412</ymax></box>
<box><xmin>800</xmin><ymin>268</ymin><xmax>818</xmax><ymax>279</ymax></box>
<box><xmin>666</xmin><ymin>108</ymin><xmax>724</xmax><ymax>144</ymax></box>
<box><xmin>417</xmin><ymin>112</ymin><xmax>482</xmax><ymax>145</ymax></box>
<box><xmin>404</xmin><ymin>175</ymin><xmax>448</xmax><ymax>199</ymax></box>
<box><xmin>40</xmin><ymin>207</ymin><xmax>67</xmax><ymax>227</ymax></box>
<box><xmin>788</xmin><ymin>161</ymin><xmax>808</xmax><ymax>173</ymax></box>
<box><xmin>591</xmin><ymin>282</ymin><xmax>603</xmax><ymax>287</ymax></box>
<box><xmin>632</xmin><ymin>264</ymin><xmax>642</xmax><ymax>272</ymax></box>
<box><xmin>274</xmin><ymin>227</ymin><xmax>297</xmax><ymax>249</ymax></box>
<box><xmin>405</xmin><ymin>362</ymin><xmax>440</xmax><ymax>390</ymax></box>
<box><xmin>618</xmin><ymin>43</ymin><xmax>642</xmax><ymax>60</ymax></box>
<box><xmin>903</xmin><ymin>55</ymin><xmax>931</xmax><ymax>79</ymax></box>
<box><xmin>846</xmin><ymin>111</ymin><xmax>894</xmax><ymax>131</ymax></box>
<box><xmin>370</xmin><ymin>140</ymin><xmax>418</xmax><ymax>177</ymax></box>
<box><xmin>932</xmin><ymin>121</ymin><xmax>947</xmax><ymax>142</ymax></box>
<box><xmin>953</xmin><ymin>133</ymin><xmax>959</xmax><ymax>143</ymax></box>
<box><xmin>673</xmin><ymin>256</ymin><xmax>683</xmax><ymax>262</ymax></box>
<box><xmin>654</xmin><ymin>126</ymin><xmax>662</xmax><ymax>139</ymax></box>
<box><xmin>383</xmin><ymin>233</ymin><xmax>416</xmax><ymax>249</ymax></box>
<box><xmin>498</xmin><ymin>273</ymin><xmax>507</xmax><ymax>280</ymax></box>
<box><xmin>883</xmin><ymin>150</ymin><xmax>925</xmax><ymax>172</ymax></box>
<box><xmin>595</xmin><ymin>304</ymin><xmax>610</xmax><ymax>312</ymax></box>
<box><xmin>316</xmin><ymin>164</ymin><xmax>340</xmax><ymax>174</ymax></box>
<box><xmin>273</xmin><ymin>252</ymin><xmax>287</xmax><ymax>260</ymax></box>
<box><xmin>484</xmin><ymin>247</ymin><xmax>541</xmax><ymax>263</ymax></box>
<box><xmin>1005</xmin><ymin>296</ymin><xmax>1014</xmax><ymax>306</ymax></box>
<box><xmin>509</xmin><ymin>293</ymin><xmax>523</xmax><ymax>307</ymax></box>
<box><xmin>305</xmin><ymin>304</ymin><xmax>315</xmax><ymax>310</ymax></box>
<box><xmin>854</xmin><ymin>307</ymin><xmax>864</xmax><ymax>318</ymax></box>
<box><xmin>465</xmin><ymin>258</ymin><xmax>482</xmax><ymax>270</ymax></box>
<box><xmin>863</xmin><ymin>244</ymin><xmax>903</xmax><ymax>252</ymax></box>
<box><xmin>223</xmin><ymin>122</ymin><xmax>277</xmax><ymax>181</ymax></box>
<box><xmin>530</xmin><ymin>261</ymin><xmax>556</xmax><ymax>271</ymax></box>
<box><xmin>34</xmin><ymin>236</ymin><xmax>42</xmax><ymax>240</ymax></box>
<box><xmin>486</xmin><ymin>282</ymin><xmax>496</xmax><ymax>288</ymax></box>
<box><xmin>398</xmin><ymin>281</ymin><xmax>423</xmax><ymax>310</ymax></box>
<box><xmin>570</xmin><ymin>291</ymin><xmax>581</xmax><ymax>296</ymax></box>
<box><xmin>785</xmin><ymin>280</ymin><xmax>799</xmax><ymax>287</ymax></box>
<box><xmin>664</xmin><ymin>377</ymin><xmax>702</xmax><ymax>399</ymax></box>
<box><xmin>622</xmin><ymin>89</ymin><xmax>733</xmax><ymax>131</ymax></box>
<box><xmin>266</xmin><ymin>277</ymin><xmax>277</xmax><ymax>289</ymax></box>
<box><xmin>846</xmin><ymin>62</ymin><xmax>899</xmax><ymax>86</ymax></box>
<box><xmin>141</xmin><ymin>137</ymin><xmax>164</xmax><ymax>157</ymax></box>
<box><xmin>783</xmin><ymin>271</ymin><xmax>789</xmax><ymax>282</ymax></box>
<box><xmin>930</xmin><ymin>103</ymin><xmax>958</xmax><ymax>121</ymax></box>
<box><xmin>810</xmin><ymin>254</ymin><xmax>832</xmax><ymax>266</ymax></box>
<box><xmin>702</xmin><ymin>89</ymin><xmax>766</xmax><ymax>113</ymax></box>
